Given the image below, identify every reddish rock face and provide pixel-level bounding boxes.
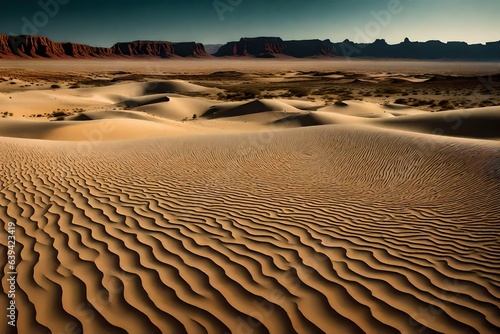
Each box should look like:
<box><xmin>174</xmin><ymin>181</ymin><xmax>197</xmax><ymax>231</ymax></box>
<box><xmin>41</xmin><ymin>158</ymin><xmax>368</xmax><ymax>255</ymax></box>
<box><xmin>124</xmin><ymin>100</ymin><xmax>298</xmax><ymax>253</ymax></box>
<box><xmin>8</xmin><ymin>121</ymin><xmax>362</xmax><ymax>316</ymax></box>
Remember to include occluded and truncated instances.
<box><xmin>215</xmin><ymin>37</ymin><xmax>287</xmax><ymax>57</ymax></box>
<box><xmin>2</xmin><ymin>34</ymin><xmax>498</xmax><ymax>60</ymax></box>
<box><xmin>61</xmin><ymin>43</ymin><xmax>113</xmax><ymax>58</ymax></box>
<box><xmin>0</xmin><ymin>35</ymin><xmax>12</xmax><ymax>57</ymax></box>
<box><xmin>111</xmin><ymin>41</ymin><xmax>208</xmax><ymax>58</ymax></box>
<box><xmin>0</xmin><ymin>35</ymin><xmax>208</xmax><ymax>58</ymax></box>
<box><xmin>111</xmin><ymin>41</ymin><xmax>176</xmax><ymax>57</ymax></box>
<box><xmin>0</xmin><ymin>35</ymin><xmax>64</xmax><ymax>58</ymax></box>
<box><xmin>0</xmin><ymin>35</ymin><xmax>113</xmax><ymax>58</ymax></box>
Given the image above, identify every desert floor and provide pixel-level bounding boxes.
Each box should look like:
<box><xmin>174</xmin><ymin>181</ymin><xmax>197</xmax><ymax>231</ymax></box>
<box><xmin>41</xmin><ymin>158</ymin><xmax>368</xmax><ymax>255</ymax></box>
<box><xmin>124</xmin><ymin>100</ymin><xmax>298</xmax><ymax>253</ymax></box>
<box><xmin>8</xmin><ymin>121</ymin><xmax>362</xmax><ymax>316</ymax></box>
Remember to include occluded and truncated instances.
<box><xmin>1</xmin><ymin>59</ymin><xmax>499</xmax><ymax>334</ymax></box>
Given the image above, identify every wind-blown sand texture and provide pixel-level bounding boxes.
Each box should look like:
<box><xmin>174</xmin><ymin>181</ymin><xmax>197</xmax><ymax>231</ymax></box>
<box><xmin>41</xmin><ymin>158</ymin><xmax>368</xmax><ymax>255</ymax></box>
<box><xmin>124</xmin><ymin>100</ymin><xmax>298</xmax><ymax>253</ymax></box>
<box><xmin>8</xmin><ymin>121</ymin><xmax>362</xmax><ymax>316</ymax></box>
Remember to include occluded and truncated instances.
<box><xmin>1</xmin><ymin>61</ymin><xmax>499</xmax><ymax>334</ymax></box>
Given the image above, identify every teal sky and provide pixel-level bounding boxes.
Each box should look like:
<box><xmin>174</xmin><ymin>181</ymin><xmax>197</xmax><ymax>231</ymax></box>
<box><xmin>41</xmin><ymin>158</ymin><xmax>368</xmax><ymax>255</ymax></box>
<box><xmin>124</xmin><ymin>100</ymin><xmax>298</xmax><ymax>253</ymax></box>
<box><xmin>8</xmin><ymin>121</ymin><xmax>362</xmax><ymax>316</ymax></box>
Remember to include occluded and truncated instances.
<box><xmin>0</xmin><ymin>0</ymin><xmax>498</xmax><ymax>46</ymax></box>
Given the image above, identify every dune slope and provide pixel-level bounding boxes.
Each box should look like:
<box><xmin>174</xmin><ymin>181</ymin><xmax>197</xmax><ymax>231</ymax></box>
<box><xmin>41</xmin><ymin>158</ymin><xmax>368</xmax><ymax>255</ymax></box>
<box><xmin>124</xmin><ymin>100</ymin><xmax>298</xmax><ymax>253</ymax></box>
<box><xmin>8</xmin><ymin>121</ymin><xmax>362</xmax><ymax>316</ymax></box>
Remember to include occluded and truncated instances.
<box><xmin>1</xmin><ymin>125</ymin><xmax>499</xmax><ymax>334</ymax></box>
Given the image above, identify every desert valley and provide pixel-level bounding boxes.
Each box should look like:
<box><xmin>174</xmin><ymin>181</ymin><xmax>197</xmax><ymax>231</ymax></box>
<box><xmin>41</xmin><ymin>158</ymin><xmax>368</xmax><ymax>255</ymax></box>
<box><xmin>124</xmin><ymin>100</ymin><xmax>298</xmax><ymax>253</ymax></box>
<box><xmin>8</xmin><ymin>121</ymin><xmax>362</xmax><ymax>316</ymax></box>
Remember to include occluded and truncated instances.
<box><xmin>0</xmin><ymin>18</ymin><xmax>499</xmax><ymax>334</ymax></box>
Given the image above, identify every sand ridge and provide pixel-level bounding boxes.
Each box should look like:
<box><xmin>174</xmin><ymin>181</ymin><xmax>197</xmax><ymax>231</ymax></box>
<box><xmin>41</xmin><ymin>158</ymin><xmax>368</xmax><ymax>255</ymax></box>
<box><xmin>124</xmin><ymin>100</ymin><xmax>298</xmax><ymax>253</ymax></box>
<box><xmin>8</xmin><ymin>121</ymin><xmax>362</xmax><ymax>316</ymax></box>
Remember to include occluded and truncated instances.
<box><xmin>1</xmin><ymin>125</ymin><xmax>500</xmax><ymax>333</ymax></box>
<box><xmin>1</xmin><ymin>77</ymin><xmax>500</xmax><ymax>142</ymax></box>
<box><xmin>1</xmin><ymin>64</ymin><xmax>499</xmax><ymax>333</ymax></box>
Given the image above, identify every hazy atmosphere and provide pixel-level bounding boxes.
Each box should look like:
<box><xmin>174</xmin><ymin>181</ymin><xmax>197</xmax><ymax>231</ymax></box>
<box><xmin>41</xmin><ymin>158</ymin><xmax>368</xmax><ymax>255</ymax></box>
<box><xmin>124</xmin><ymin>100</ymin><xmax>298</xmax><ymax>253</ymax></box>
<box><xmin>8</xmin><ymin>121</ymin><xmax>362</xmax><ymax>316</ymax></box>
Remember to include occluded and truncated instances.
<box><xmin>1</xmin><ymin>0</ymin><xmax>499</xmax><ymax>45</ymax></box>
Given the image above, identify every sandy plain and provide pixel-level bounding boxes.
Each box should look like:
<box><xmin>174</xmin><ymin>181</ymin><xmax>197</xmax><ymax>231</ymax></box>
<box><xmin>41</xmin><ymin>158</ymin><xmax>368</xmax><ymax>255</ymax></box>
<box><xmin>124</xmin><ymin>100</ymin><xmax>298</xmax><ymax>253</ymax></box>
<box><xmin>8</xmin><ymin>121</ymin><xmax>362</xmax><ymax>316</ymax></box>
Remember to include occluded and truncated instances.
<box><xmin>0</xmin><ymin>59</ymin><xmax>499</xmax><ymax>334</ymax></box>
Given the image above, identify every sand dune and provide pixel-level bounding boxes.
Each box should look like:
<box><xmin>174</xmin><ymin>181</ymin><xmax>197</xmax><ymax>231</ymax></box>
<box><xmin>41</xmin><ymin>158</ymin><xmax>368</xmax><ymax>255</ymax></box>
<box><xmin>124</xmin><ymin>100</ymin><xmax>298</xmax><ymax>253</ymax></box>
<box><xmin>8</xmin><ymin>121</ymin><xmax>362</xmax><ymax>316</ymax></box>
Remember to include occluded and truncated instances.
<box><xmin>136</xmin><ymin>95</ymin><xmax>218</xmax><ymax>120</ymax></box>
<box><xmin>0</xmin><ymin>80</ymin><xmax>215</xmax><ymax>117</ymax></box>
<box><xmin>373</xmin><ymin>106</ymin><xmax>500</xmax><ymax>139</ymax></box>
<box><xmin>1</xmin><ymin>72</ymin><xmax>499</xmax><ymax>334</ymax></box>
<box><xmin>268</xmin><ymin>108</ymin><xmax>369</xmax><ymax>127</ymax></box>
<box><xmin>204</xmin><ymin>100</ymin><xmax>306</xmax><ymax>124</ymax></box>
<box><xmin>0</xmin><ymin>89</ymin><xmax>107</xmax><ymax>118</ymax></box>
<box><xmin>1</xmin><ymin>125</ymin><xmax>499</xmax><ymax>333</ymax></box>
<box><xmin>318</xmin><ymin>101</ymin><xmax>428</xmax><ymax>118</ymax></box>
<box><xmin>82</xmin><ymin>80</ymin><xmax>214</xmax><ymax>97</ymax></box>
<box><xmin>0</xmin><ymin>118</ymin><xmax>184</xmax><ymax>141</ymax></box>
<box><xmin>274</xmin><ymin>101</ymin><xmax>500</xmax><ymax>141</ymax></box>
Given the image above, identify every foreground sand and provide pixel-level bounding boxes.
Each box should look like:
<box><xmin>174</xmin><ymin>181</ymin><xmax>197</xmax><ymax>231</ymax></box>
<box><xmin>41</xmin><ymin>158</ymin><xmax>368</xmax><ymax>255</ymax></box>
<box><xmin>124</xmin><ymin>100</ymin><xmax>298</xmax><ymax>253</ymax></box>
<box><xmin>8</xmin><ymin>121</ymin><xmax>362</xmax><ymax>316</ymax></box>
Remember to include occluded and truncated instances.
<box><xmin>1</xmin><ymin>62</ymin><xmax>499</xmax><ymax>333</ymax></box>
<box><xmin>1</xmin><ymin>126</ymin><xmax>499</xmax><ymax>333</ymax></box>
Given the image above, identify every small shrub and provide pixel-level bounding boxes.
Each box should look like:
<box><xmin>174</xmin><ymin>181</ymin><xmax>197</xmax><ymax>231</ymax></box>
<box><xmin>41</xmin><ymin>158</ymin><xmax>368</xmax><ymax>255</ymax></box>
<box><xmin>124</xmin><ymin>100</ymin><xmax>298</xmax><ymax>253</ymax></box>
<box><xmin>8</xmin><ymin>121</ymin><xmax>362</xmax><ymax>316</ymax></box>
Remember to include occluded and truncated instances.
<box><xmin>241</xmin><ymin>87</ymin><xmax>260</xmax><ymax>98</ymax></box>
<box><xmin>410</xmin><ymin>99</ymin><xmax>426</xmax><ymax>107</ymax></box>
<box><xmin>51</xmin><ymin>84</ymin><xmax>61</xmax><ymax>89</ymax></box>
<box><xmin>383</xmin><ymin>87</ymin><xmax>401</xmax><ymax>94</ymax></box>
<box><xmin>51</xmin><ymin>111</ymin><xmax>68</xmax><ymax>117</ymax></box>
<box><xmin>340</xmin><ymin>94</ymin><xmax>354</xmax><ymax>100</ymax></box>
<box><xmin>288</xmin><ymin>87</ymin><xmax>311</xmax><ymax>97</ymax></box>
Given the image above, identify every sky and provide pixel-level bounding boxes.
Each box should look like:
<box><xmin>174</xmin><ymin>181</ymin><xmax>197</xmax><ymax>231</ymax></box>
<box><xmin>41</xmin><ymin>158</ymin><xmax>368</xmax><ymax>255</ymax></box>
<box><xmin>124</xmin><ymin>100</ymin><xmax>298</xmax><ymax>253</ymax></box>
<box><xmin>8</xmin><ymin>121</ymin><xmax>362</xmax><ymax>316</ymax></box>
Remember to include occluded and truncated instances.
<box><xmin>0</xmin><ymin>0</ymin><xmax>498</xmax><ymax>46</ymax></box>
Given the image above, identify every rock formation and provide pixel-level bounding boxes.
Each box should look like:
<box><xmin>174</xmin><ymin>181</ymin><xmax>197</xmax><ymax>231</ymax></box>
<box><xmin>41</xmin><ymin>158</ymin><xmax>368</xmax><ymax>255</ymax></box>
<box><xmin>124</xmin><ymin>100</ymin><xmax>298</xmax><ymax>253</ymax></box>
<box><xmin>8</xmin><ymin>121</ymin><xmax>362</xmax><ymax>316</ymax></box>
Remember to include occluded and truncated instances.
<box><xmin>0</xmin><ymin>35</ymin><xmax>208</xmax><ymax>58</ymax></box>
<box><xmin>1</xmin><ymin>34</ymin><xmax>498</xmax><ymax>60</ymax></box>
<box><xmin>334</xmin><ymin>38</ymin><xmax>500</xmax><ymax>60</ymax></box>
<box><xmin>214</xmin><ymin>37</ymin><xmax>334</xmax><ymax>58</ymax></box>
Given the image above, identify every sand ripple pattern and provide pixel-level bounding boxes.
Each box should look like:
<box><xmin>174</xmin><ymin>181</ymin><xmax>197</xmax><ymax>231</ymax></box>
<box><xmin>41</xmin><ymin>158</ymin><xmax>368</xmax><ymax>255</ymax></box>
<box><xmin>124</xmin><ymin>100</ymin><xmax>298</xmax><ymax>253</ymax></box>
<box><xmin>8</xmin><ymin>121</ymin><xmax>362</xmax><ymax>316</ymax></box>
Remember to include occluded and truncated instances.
<box><xmin>1</xmin><ymin>126</ymin><xmax>499</xmax><ymax>334</ymax></box>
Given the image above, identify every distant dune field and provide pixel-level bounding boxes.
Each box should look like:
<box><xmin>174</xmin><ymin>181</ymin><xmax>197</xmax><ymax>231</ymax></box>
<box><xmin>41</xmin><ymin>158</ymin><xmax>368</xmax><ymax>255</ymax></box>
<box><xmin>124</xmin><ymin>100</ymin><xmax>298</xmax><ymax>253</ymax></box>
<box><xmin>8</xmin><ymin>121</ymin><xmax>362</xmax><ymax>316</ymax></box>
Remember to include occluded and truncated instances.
<box><xmin>1</xmin><ymin>62</ymin><xmax>499</xmax><ymax>333</ymax></box>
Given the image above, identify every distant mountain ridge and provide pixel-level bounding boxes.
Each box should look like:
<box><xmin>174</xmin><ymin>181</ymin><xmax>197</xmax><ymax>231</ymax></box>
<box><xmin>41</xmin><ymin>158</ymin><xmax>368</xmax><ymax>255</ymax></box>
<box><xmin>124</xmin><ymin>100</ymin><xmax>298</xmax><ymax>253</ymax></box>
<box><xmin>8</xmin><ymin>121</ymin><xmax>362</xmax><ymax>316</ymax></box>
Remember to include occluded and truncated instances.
<box><xmin>335</xmin><ymin>38</ymin><xmax>500</xmax><ymax>60</ymax></box>
<box><xmin>0</xmin><ymin>34</ymin><xmax>499</xmax><ymax>60</ymax></box>
<box><xmin>0</xmin><ymin>35</ymin><xmax>208</xmax><ymax>58</ymax></box>
<box><xmin>214</xmin><ymin>37</ymin><xmax>335</xmax><ymax>58</ymax></box>
<box><xmin>111</xmin><ymin>41</ymin><xmax>207</xmax><ymax>57</ymax></box>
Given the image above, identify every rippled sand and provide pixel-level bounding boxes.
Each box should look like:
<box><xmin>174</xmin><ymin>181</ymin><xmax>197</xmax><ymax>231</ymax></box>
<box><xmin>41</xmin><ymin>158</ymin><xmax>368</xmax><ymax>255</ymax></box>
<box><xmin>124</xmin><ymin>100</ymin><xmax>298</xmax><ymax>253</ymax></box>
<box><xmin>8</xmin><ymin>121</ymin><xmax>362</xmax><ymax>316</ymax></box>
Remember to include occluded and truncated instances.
<box><xmin>1</xmin><ymin>64</ymin><xmax>499</xmax><ymax>333</ymax></box>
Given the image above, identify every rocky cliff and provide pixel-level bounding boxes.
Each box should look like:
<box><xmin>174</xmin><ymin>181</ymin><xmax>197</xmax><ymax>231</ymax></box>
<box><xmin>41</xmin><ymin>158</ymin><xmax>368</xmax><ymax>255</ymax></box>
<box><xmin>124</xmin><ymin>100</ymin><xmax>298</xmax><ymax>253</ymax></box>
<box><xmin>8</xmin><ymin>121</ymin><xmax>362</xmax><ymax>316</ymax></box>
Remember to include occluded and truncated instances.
<box><xmin>214</xmin><ymin>37</ymin><xmax>335</xmax><ymax>58</ymax></box>
<box><xmin>111</xmin><ymin>41</ymin><xmax>208</xmax><ymax>58</ymax></box>
<box><xmin>172</xmin><ymin>42</ymin><xmax>207</xmax><ymax>57</ymax></box>
<box><xmin>334</xmin><ymin>38</ymin><xmax>500</xmax><ymax>60</ymax></box>
<box><xmin>0</xmin><ymin>35</ymin><xmax>114</xmax><ymax>58</ymax></box>
<box><xmin>61</xmin><ymin>43</ymin><xmax>113</xmax><ymax>58</ymax></box>
<box><xmin>1</xmin><ymin>34</ymin><xmax>499</xmax><ymax>60</ymax></box>
<box><xmin>0</xmin><ymin>35</ymin><xmax>65</xmax><ymax>58</ymax></box>
<box><xmin>214</xmin><ymin>36</ymin><xmax>500</xmax><ymax>60</ymax></box>
<box><xmin>0</xmin><ymin>35</ymin><xmax>208</xmax><ymax>58</ymax></box>
<box><xmin>111</xmin><ymin>41</ymin><xmax>176</xmax><ymax>57</ymax></box>
<box><xmin>285</xmin><ymin>39</ymin><xmax>335</xmax><ymax>58</ymax></box>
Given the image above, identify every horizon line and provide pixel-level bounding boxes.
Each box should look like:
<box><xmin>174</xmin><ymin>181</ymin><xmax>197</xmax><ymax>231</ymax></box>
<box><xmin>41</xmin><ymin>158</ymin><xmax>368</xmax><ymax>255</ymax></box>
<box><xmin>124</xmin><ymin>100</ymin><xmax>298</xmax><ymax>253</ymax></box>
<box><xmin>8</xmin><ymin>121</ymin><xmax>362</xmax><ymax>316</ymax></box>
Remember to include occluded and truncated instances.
<box><xmin>1</xmin><ymin>33</ymin><xmax>499</xmax><ymax>48</ymax></box>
